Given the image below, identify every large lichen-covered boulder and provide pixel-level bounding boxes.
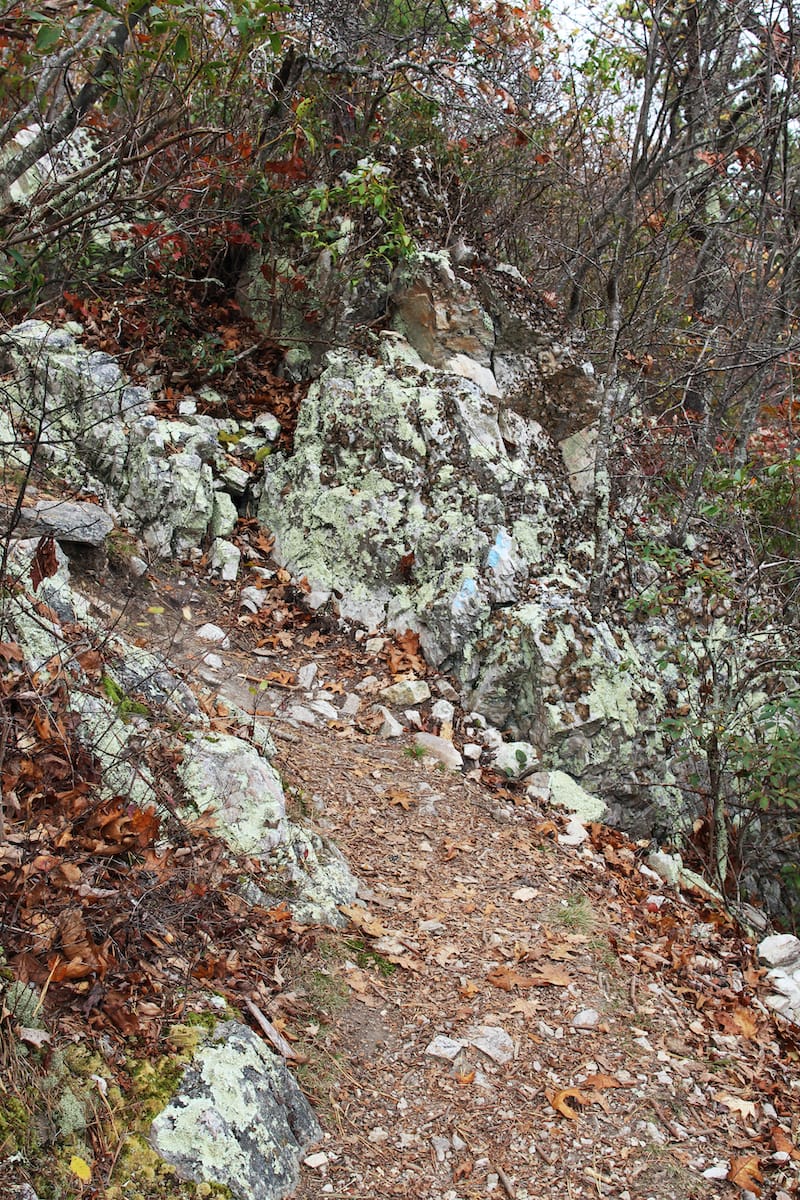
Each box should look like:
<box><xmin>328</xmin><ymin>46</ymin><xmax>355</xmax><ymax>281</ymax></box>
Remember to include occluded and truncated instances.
<box><xmin>465</xmin><ymin>575</ymin><xmax>679</xmax><ymax>820</ymax></box>
<box><xmin>258</xmin><ymin>336</ymin><xmax>576</xmax><ymax>659</ymax></box>
<box><xmin>150</xmin><ymin>1021</ymin><xmax>321</xmax><ymax>1200</ymax></box>
<box><xmin>178</xmin><ymin>733</ymin><xmax>288</xmax><ymax>857</ymax></box>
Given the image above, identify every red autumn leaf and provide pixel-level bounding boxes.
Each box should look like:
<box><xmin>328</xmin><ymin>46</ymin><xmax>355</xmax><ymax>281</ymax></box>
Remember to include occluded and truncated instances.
<box><xmin>30</xmin><ymin>535</ymin><xmax>58</xmax><ymax>591</ymax></box>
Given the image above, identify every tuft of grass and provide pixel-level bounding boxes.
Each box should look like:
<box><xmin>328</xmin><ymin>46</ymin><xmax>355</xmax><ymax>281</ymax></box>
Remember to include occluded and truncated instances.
<box><xmin>544</xmin><ymin>894</ymin><xmax>597</xmax><ymax>933</ymax></box>
<box><xmin>404</xmin><ymin>744</ymin><xmax>426</xmax><ymax>761</ymax></box>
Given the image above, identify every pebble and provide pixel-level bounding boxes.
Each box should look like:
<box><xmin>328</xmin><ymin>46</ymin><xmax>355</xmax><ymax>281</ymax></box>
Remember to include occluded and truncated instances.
<box><xmin>425</xmin><ymin>1035</ymin><xmax>466</xmax><ymax>1061</ymax></box>
<box><xmin>466</xmin><ymin>1024</ymin><xmax>515</xmax><ymax>1065</ymax></box>
<box><xmin>309</xmin><ymin>699</ymin><xmax>339</xmax><ymax>721</ymax></box>
<box><xmin>431</xmin><ymin>1135</ymin><xmax>451</xmax><ymax>1162</ymax></box>
<box><xmin>202</xmin><ymin>653</ymin><xmax>223</xmax><ymax>670</ymax></box>
<box><xmin>380</xmin><ymin>679</ymin><xmax>431</xmax><ymax>706</ymax></box>
<box><xmin>462</xmin><ymin>742</ymin><xmax>482</xmax><ymax>761</ymax></box>
<box><xmin>433</xmin><ymin>678</ymin><xmax>459</xmax><ymax>701</ymax></box>
<box><xmin>431</xmin><ymin>698</ymin><xmax>455</xmax><ymax>725</ymax></box>
<box><xmin>377</xmin><ymin>706</ymin><xmax>404</xmax><ymax>738</ymax></box>
<box><xmin>239</xmin><ymin>586</ymin><xmax>267</xmax><ymax>612</ymax></box>
<box><xmin>304</xmin><ymin>1152</ymin><xmax>329</xmax><ymax>1170</ymax></box>
<box><xmin>340</xmin><ymin>693</ymin><xmax>361</xmax><ymax>717</ymax></box>
<box><xmin>196</xmin><ymin>622</ymin><xmax>230</xmax><ymax>647</ymax></box>
<box><xmin>413</xmin><ymin>732</ymin><xmax>463</xmax><ymax>770</ymax></box>
<box><xmin>297</xmin><ymin>662</ymin><xmax>318</xmax><ymax>690</ymax></box>
<box><xmin>558</xmin><ymin>817</ymin><xmax>589</xmax><ymax>847</ymax></box>
<box><xmin>365</xmin><ymin>637</ymin><xmax>386</xmax><ymax>654</ymax></box>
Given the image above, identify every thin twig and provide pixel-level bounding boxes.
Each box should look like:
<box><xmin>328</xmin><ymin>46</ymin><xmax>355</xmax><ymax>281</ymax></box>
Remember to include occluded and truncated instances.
<box><xmin>244</xmin><ymin>995</ymin><xmax>298</xmax><ymax>1060</ymax></box>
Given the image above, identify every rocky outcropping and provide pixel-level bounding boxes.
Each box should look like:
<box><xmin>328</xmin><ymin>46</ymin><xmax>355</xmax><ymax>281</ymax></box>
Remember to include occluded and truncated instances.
<box><xmin>0</xmin><ymin>321</ymin><xmax>280</xmax><ymax>561</ymax></box>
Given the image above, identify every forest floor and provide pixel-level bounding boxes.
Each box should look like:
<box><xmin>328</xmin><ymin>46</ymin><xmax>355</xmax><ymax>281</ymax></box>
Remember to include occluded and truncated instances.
<box><xmin>90</xmin><ymin>551</ymin><xmax>800</xmax><ymax>1200</ymax></box>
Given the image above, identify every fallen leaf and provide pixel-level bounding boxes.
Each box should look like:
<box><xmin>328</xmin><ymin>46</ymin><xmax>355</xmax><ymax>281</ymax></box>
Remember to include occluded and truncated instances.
<box><xmin>388</xmin><ymin>788</ymin><xmax>415</xmax><ymax>811</ymax></box>
<box><xmin>455</xmin><ymin>1069</ymin><xmax>475</xmax><ymax>1086</ymax></box>
<box><xmin>728</xmin><ymin>1153</ymin><xmax>762</xmax><ymax>1194</ymax></box>
<box><xmin>715</xmin><ymin>1092</ymin><xmax>758</xmax><ymax>1122</ymax></box>
<box><xmin>510</xmin><ymin>997</ymin><xmax>540</xmax><ymax>1018</ymax></box>
<box><xmin>548</xmin><ymin>1087</ymin><xmax>590</xmax><ymax>1120</ymax></box>
<box><xmin>770</xmin><ymin>1126</ymin><xmax>800</xmax><ymax>1160</ymax></box>
<box><xmin>17</xmin><ymin>1027</ymin><xmax>52</xmax><ymax>1049</ymax></box>
<box><xmin>582</xmin><ymin>1072</ymin><xmax>628</xmax><ymax>1090</ymax></box>
<box><xmin>69</xmin><ymin>1155</ymin><xmax>92</xmax><ymax>1183</ymax></box>
<box><xmin>717</xmin><ymin>1004</ymin><xmax>759</xmax><ymax>1038</ymax></box>
<box><xmin>453</xmin><ymin>1159</ymin><xmax>473</xmax><ymax>1180</ymax></box>
<box><xmin>30</xmin><ymin>535</ymin><xmax>58</xmax><ymax>591</ymax></box>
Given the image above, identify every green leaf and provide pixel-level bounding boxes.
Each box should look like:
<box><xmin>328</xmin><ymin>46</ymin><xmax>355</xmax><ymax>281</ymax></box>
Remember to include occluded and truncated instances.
<box><xmin>34</xmin><ymin>22</ymin><xmax>61</xmax><ymax>52</ymax></box>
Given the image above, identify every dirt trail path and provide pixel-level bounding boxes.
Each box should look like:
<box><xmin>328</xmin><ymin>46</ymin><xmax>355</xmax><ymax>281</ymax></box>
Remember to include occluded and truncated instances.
<box><xmin>100</xmin><ymin>563</ymin><xmax>800</xmax><ymax>1200</ymax></box>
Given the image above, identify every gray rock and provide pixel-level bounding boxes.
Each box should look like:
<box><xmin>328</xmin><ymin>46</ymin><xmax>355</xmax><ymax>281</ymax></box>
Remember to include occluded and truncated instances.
<box><xmin>425</xmin><ymin>1034</ymin><xmax>466</xmax><ymax>1061</ymax></box>
<box><xmin>413</xmin><ymin>732</ymin><xmax>463</xmax><ymax>770</ymax></box>
<box><xmin>297</xmin><ymin>662</ymin><xmax>318</xmax><ymax>690</ymax></box>
<box><xmin>380</xmin><ymin>679</ymin><xmax>431</xmax><ymax>706</ymax></box>
<box><xmin>759</xmin><ymin>934</ymin><xmax>800</xmax><ymax>970</ymax></box>
<box><xmin>287</xmin><ymin>705</ymin><xmax>318</xmax><ymax>727</ymax></box>
<box><xmin>276</xmin><ymin>825</ymin><xmax>358</xmax><ymax>926</ymax></box>
<box><xmin>465</xmin><ymin>1024</ymin><xmax>515</xmax><ymax>1064</ymax></box>
<box><xmin>240</xmin><ymin>585</ymin><xmax>268</xmax><ymax>612</ymax></box>
<box><xmin>309</xmin><ymin>699</ymin><xmax>339</xmax><ymax>721</ymax></box>
<box><xmin>3</xmin><ymin>499</ymin><xmax>114</xmax><ymax>546</ymax></box>
<box><xmin>196</xmin><ymin>623</ymin><xmax>230</xmax><ymax>647</ymax></box>
<box><xmin>548</xmin><ymin>771</ymin><xmax>607</xmax><ymax>822</ymax></box>
<box><xmin>571</xmin><ymin>1008</ymin><xmax>601</xmax><ymax>1029</ymax></box>
<box><xmin>210</xmin><ymin>537</ymin><xmax>241</xmax><ymax>581</ymax></box>
<box><xmin>430</xmin><ymin>698</ymin><xmax>455</xmax><ymax>725</ymax></box>
<box><xmin>377</xmin><ymin>706</ymin><xmax>404</xmax><ymax>738</ymax></box>
<box><xmin>492</xmin><ymin>740</ymin><xmax>538</xmax><ymax>779</ymax></box>
<box><xmin>150</xmin><ymin>1021</ymin><xmax>321</xmax><ymax>1200</ymax></box>
<box><xmin>210</xmin><ymin>492</ymin><xmax>238</xmax><ymax>539</ymax></box>
<box><xmin>257</xmin><ymin>339</ymin><xmax>571</xmax><ymax>653</ymax></box>
<box><xmin>178</xmin><ymin>733</ymin><xmax>287</xmax><ymax>856</ymax></box>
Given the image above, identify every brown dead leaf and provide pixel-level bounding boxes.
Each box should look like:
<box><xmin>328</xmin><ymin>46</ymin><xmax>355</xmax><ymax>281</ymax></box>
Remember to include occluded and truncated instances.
<box><xmin>529</xmin><ymin>964</ymin><xmax>572</xmax><ymax>987</ymax></box>
<box><xmin>770</xmin><ymin>1126</ymin><xmax>800</xmax><ymax>1160</ymax></box>
<box><xmin>265</xmin><ymin>669</ymin><xmax>296</xmax><ymax>686</ymax></box>
<box><xmin>717</xmin><ymin>1004</ymin><xmax>759</xmax><ymax>1039</ymax></box>
<box><xmin>487</xmin><ymin>964</ymin><xmax>571</xmax><ymax>990</ymax></box>
<box><xmin>715</xmin><ymin>1092</ymin><xmax>758</xmax><ymax>1122</ymax></box>
<box><xmin>548</xmin><ymin>1087</ymin><xmax>590</xmax><ymax>1120</ymax></box>
<box><xmin>388</xmin><ymin>788</ymin><xmax>415</xmax><ymax>811</ymax></box>
<box><xmin>727</xmin><ymin>1154</ymin><xmax>762</xmax><ymax>1194</ymax></box>
<box><xmin>455</xmin><ymin>1069</ymin><xmax>476</xmax><ymax>1086</ymax></box>
<box><xmin>453</xmin><ymin>1160</ymin><xmax>473</xmax><ymax>1181</ymax></box>
<box><xmin>582</xmin><ymin>1073</ymin><xmax>627</xmax><ymax>1091</ymax></box>
<box><xmin>340</xmin><ymin>905</ymin><xmax>390</xmax><ymax>938</ymax></box>
<box><xmin>510</xmin><ymin>997</ymin><xmax>540</xmax><ymax>1018</ymax></box>
<box><xmin>30</xmin><ymin>535</ymin><xmax>58</xmax><ymax>591</ymax></box>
